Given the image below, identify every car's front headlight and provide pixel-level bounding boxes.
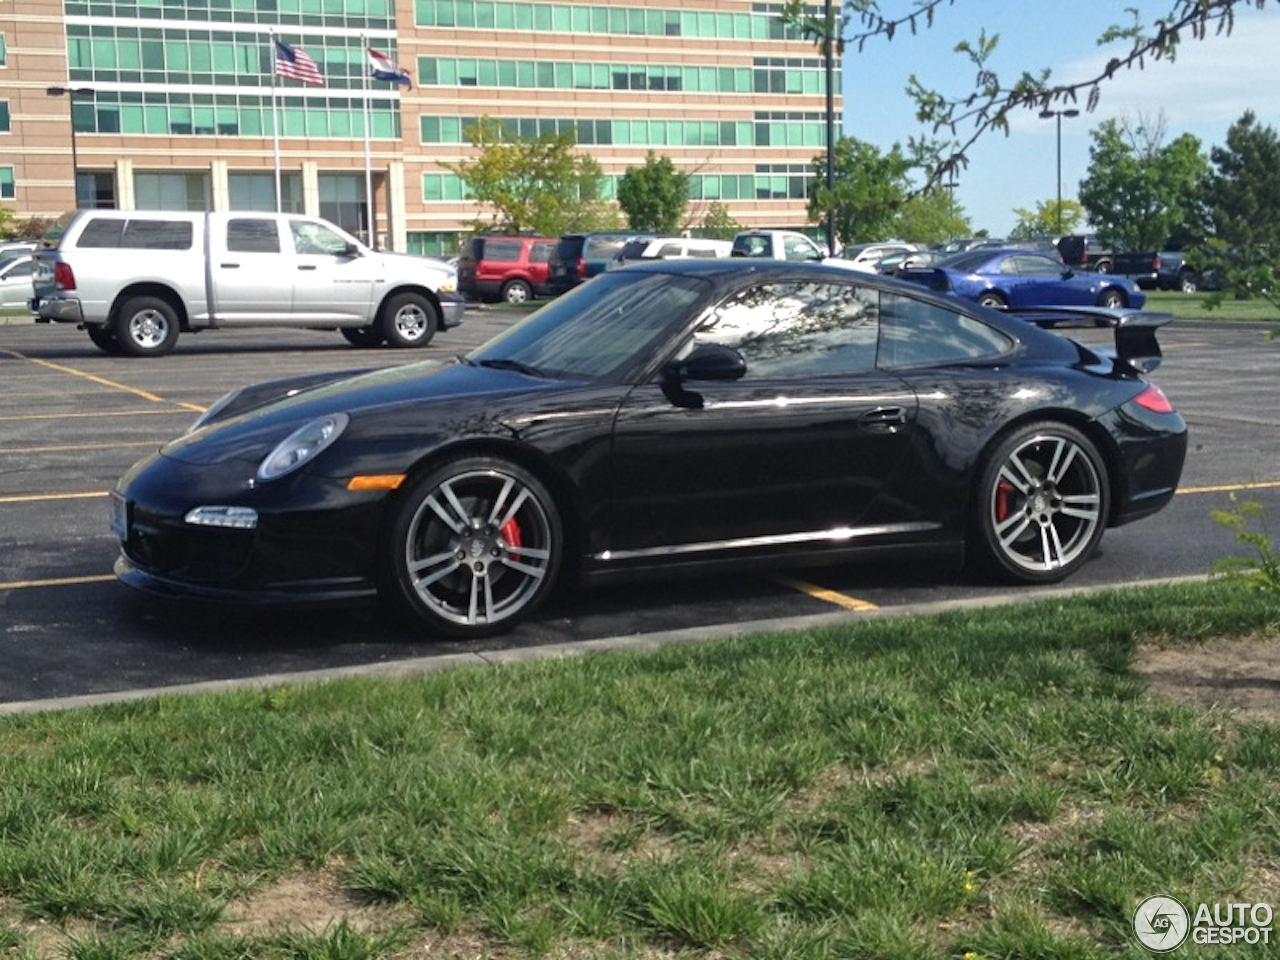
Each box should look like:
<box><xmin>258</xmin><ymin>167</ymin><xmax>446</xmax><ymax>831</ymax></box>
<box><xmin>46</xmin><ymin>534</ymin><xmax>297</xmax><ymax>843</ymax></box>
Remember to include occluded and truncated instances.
<box><xmin>257</xmin><ymin>414</ymin><xmax>349</xmax><ymax>482</ymax></box>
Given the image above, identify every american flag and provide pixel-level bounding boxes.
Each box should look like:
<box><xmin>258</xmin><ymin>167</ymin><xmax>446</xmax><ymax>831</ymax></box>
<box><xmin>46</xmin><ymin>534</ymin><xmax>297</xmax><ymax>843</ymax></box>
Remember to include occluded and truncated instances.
<box><xmin>274</xmin><ymin>39</ymin><xmax>324</xmax><ymax>86</ymax></box>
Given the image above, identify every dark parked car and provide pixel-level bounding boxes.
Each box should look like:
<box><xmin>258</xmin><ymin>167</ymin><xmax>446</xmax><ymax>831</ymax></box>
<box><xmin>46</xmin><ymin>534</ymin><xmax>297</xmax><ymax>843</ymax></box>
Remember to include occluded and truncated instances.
<box><xmin>112</xmin><ymin>260</ymin><xmax>1186</xmax><ymax>638</ymax></box>
<box><xmin>900</xmin><ymin>249</ymin><xmax>1145</xmax><ymax>310</ymax></box>
<box><xmin>1057</xmin><ymin>234</ymin><xmax>1114</xmax><ymax>273</ymax></box>
<box><xmin>548</xmin><ymin>232</ymin><xmax>654</xmax><ymax>295</ymax></box>
<box><xmin>457</xmin><ymin>235</ymin><xmax>556</xmax><ymax>303</ymax></box>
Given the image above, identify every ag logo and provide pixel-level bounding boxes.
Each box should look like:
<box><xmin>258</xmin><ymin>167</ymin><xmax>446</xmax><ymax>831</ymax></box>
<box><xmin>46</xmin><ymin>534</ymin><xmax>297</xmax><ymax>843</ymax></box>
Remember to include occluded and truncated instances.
<box><xmin>1134</xmin><ymin>895</ymin><xmax>1190</xmax><ymax>952</ymax></box>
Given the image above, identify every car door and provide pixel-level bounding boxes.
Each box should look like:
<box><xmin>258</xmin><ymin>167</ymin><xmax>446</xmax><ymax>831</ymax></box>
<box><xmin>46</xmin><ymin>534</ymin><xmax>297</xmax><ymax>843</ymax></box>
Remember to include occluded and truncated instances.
<box><xmin>0</xmin><ymin>256</ymin><xmax>33</xmax><ymax>306</ymax></box>
<box><xmin>1003</xmin><ymin>254</ymin><xmax>1090</xmax><ymax>307</ymax></box>
<box><xmin>208</xmin><ymin>217</ymin><xmax>294</xmax><ymax>322</ymax></box>
<box><xmin>285</xmin><ymin>218</ymin><xmax>376</xmax><ymax>323</ymax></box>
<box><xmin>609</xmin><ymin>278</ymin><xmax>920</xmax><ymax>556</ymax></box>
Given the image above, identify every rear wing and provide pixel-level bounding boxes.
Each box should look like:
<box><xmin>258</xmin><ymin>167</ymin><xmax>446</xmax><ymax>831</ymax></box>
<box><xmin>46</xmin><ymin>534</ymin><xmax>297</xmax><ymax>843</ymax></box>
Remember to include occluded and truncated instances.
<box><xmin>1006</xmin><ymin>306</ymin><xmax>1173</xmax><ymax>375</ymax></box>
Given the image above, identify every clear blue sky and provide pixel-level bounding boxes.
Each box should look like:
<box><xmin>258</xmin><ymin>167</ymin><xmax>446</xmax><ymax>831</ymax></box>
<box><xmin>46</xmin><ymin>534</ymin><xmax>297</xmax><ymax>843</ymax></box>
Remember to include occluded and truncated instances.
<box><xmin>838</xmin><ymin>1</ymin><xmax>1280</xmax><ymax>237</ymax></box>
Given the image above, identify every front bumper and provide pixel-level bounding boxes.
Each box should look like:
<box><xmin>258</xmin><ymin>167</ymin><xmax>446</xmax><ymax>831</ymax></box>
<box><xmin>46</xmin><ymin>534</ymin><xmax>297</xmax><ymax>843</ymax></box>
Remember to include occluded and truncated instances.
<box><xmin>440</xmin><ymin>293</ymin><xmax>466</xmax><ymax>329</ymax></box>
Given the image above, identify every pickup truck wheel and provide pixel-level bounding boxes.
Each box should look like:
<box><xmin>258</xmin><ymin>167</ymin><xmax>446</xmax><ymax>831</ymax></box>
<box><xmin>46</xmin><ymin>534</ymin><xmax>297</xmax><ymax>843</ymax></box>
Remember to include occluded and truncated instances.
<box><xmin>86</xmin><ymin>325</ymin><xmax>122</xmax><ymax>355</ymax></box>
<box><xmin>501</xmin><ymin>279</ymin><xmax>532</xmax><ymax>304</ymax></box>
<box><xmin>115</xmin><ymin>296</ymin><xmax>180</xmax><ymax>357</ymax></box>
<box><xmin>379</xmin><ymin>293</ymin><xmax>438</xmax><ymax>348</ymax></box>
<box><xmin>1097</xmin><ymin>289</ymin><xmax>1126</xmax><ymax>309</ymax></box>
<box><xmin>341</xmin><ymin>326</ymin><xmax>383</xmax><ymax>348</ymax></box>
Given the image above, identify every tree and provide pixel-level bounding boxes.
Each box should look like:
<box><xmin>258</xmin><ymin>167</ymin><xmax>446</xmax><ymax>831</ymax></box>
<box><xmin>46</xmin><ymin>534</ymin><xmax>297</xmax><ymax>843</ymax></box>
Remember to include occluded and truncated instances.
<box><xmin>443</xmin><ymin>118</ymin><xmax>618</xmax><ymax>236</ymax></box>
<box><xmin>1198</xmin><ymin>111</ymin><xmax>1280</xmax><ymax>315</ymax></box>
<box><xmin>890</xmin><ymin>190</ymin><xmax>970</xmax><ymax>243</ymax></box>
<box><xmin>810</xmin><ymin>135</ymin><xmax>912</xmax><ymax>244</ymax></box>
<box><xmin>782</xmin><ymin>1</ymin><xmax>1265</xmax><ymax>190</ymax></box>
<box><xmin>698</xmin><ymin>202</ymin><xmax>744</xmax><ymax>240</ymax></box>
<box><xmin>616</xmin><ymin>153</ymin><xmax>690</xmax><ymax>234</ymax></box>
<box><xmin>1077</xmin><ymin>116</ymin><xmax>1207</xmax><ymax>252</ymax></box>
<box><xmin>1009</xmin><ymin>199</ymin><xmax>1085</xmax><ymax>239</ymax></box>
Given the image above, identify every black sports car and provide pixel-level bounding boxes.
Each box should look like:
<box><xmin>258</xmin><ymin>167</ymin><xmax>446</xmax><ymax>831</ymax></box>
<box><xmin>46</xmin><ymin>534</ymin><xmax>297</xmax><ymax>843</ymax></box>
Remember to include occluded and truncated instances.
<box><xmin>112</xmin><ymin>260</ymin><xmax>1187</xmax><ymax>638</ymax></box>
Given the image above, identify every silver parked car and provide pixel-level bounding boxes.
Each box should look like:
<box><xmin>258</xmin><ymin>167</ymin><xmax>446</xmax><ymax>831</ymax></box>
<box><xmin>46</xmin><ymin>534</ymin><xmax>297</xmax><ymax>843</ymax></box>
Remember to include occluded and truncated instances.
<box><xmin>0</xmin><ymin>254</ymin><xmax>34</xmax><ymax>308</ymax></box>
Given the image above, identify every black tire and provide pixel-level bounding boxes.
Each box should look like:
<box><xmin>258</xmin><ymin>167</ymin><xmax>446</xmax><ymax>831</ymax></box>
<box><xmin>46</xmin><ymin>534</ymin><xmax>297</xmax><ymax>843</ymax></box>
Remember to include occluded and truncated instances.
<box><xmin>501</xmin><ymin>279</ymin><xmax>532</xmax><ymax>304</ymax></box>
<box><xmin>1094</xmin><ymin>260</ymin><xmax>1112</xmax><ymax>274</ymax></box>
<box><xmin>1097</xmin><ymin>288</ymin><xmax>1126</xmax><ymax>309</ymax></box>
<box><xmin>114</xmin><ymin>296</ymin><xmax>180</xmax><ymax>357</ymax></box>
<box><xmin>341</xmin><ymin>326</ymin><xmax>384</xmax><ymax>348</ymax></box>
<box><xmin>386</xmin><ymin>456</ymin><xmax>562</xmax><ymax>638</ymax></box>
<box><xmin>976</xmin><ymin>291</ymin><xmax>1007</xmax><ymax>309</ymax></box>
<box><xmin>378</xmin><ymin>292</ymin><xmax>438</xmax><ymax>348</ymax></box>
<box><xmin>86</xmin><ymin>324</ymin><xmax>122</xmax><ymax>354</ymax></box>
<box><xmin>969</xmin><ymin>421</ymin><xmax>1109</xmax><ymax>584</ymax></box>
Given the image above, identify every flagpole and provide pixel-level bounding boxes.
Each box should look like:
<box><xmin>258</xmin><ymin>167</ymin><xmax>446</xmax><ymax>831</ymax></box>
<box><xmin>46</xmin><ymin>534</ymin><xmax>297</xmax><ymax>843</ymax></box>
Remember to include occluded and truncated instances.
<box><xmin>362</xmin><ymin>35</ymin><xmax>374</xmax><ymax>248</ymax></box>
<box><xmin>270</xmin><ymin>32</ymin><xmax>282</xmax><ymax>213</ymax></box>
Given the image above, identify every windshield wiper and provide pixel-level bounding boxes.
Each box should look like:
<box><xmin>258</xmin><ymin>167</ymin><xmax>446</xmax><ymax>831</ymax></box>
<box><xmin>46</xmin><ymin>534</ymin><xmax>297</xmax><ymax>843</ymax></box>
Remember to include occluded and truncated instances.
<box><xmin>475</xmin><ymin>358</ymin><xmax>544</xmax><ymax>377</ymax></box>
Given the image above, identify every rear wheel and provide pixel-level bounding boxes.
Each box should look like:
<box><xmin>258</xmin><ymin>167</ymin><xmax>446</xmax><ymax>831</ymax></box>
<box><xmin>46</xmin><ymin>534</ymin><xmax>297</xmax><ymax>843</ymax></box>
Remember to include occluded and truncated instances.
<box><xmin>379</xmin><ymin>293</ymin><xmax>438</xmax><ymax>348</ymax></box>
<box><xmin>1179</xmin><ymin>271</ymin><xmax>1199</xmax><ymax>295</ymax></box>
<box><xmin>1097</xmin><ymin>288</ymin><xmax>1126</xmax><ymax>309</ymax></box>
<box><xmin>114</xmin><ymin>296</ymin><xmax>180</xmax><ymax>357</ymax></box>
<box><xmin>87</xmin><ymin>324</ymin><xmax>122</xmax><ymax>354</ymax></box>
<box><xmin>976</xmin><ymin>291</ymin><xmax>1007</xmax><ymax>309</ymax></box>
<box><xmin>386</xmin><ymin>456</ymin><xmax>562</xmax><ymax>638</ymax></box>
<box><xmin>501</xmin><ymin>279</ymin><xmax>532</xmax><ymax>304</ymax></box>
<box><xmin>341</xmin><ymin>326</ymin><xmax>383</xmax><ymax>348</ymax></box>
<box><xmin>970</xmin><ymin>421</ymin><xmax>1109</xmax><ymax>584</ymax></box>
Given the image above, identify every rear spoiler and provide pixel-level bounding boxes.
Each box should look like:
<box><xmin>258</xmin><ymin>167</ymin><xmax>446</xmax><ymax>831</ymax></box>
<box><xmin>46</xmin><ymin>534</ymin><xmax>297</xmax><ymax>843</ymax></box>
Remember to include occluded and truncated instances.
<box><xmin>1006</xmin><ymin>306</ymin><xmax>1173</xmax><ymax>374</ymax></box>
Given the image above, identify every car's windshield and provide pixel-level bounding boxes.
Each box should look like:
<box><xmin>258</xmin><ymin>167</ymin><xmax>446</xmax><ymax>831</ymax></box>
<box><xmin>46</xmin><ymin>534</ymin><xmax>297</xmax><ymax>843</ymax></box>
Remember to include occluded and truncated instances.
<box><xmin>467</xmin><ymin>271</ymin><xmax>710</xmax><ymax>380</ymax></box>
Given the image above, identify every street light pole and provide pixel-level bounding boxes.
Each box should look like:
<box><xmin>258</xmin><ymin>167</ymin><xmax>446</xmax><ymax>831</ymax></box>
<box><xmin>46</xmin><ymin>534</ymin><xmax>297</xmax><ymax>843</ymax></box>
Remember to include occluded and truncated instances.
<box><xmin>1038</xmin><ymin>108</ymin><xmax>1079</xmax><ymax>235</ymax></box>
<box><xmin>46</xmin><ymin>86</ymin><xmax>95</xmax><ymax>208</ymax></box>
<box><xmin>823</xmin><ymin>0</ymin><xmax>836</xmax><ymax>256</ymax></box>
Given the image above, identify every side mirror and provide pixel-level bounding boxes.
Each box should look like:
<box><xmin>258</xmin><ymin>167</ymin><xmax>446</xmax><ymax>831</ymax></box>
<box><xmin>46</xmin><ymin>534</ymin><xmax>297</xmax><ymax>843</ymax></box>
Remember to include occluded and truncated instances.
<box><xmin>666</xmin><ymin>343</ymin><xmax>747</xmax><ymax>383</ymax></box>
<box><xmin>660</xmin><ymin>343</ymin><xmax>746</xmax><ymax>408</ymax></box>
<box><xmin>344</xmin><ymin>241</ymin><xmax>363</xmax><ymax>257</ymax></box>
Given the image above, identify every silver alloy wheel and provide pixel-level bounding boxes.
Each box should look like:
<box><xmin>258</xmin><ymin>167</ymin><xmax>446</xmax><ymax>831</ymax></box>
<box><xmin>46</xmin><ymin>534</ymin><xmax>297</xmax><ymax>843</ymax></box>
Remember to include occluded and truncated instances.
<box><xmin>402</xmin><ymin>466</ymin><xmax>555</xmax><ymax>630</ymax></box>
<box><xmin>987</xmin><ymin>432</ymin><xmax>1104</xmax><ymax>574</ymax></box>
<box><xmin>126</xmin><ymin>307</ymin><xmax>171</xmax><ymax>350</ymax></box>
<box><xmin>503</xmin><ymin>280</ymin><xmax>531</xmax><ymax>303</ymax></box>
<box><xmin>392</xmin><ymin>301</ymin><xmax>430</xmax><ymax>343</ymax></box>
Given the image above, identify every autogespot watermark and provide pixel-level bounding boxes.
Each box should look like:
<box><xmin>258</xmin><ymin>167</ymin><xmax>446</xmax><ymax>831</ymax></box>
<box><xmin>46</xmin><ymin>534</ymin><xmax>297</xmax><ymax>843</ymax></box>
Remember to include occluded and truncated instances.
<box><xmin>1133</xmin><ymin>895</ymin><xmax>1274</xmax><ymax>952</ymax></box>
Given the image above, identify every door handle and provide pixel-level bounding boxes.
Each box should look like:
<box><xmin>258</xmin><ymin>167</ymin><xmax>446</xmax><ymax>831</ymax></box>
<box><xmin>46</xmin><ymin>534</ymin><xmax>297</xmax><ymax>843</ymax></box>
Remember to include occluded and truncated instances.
<box><xmin>298</xmin><ymin>265</ymin><xmax>317</xmax><ymax>271</ymax></box>
<box><xmin>220</xmin><ymin>263</ymin><xmax>240</xmax><ymax>268</ymax></box>
<box><xmin>858</xmin><ymin>407</ymin><xmax>909</xmax><ymax>433</ymax></box>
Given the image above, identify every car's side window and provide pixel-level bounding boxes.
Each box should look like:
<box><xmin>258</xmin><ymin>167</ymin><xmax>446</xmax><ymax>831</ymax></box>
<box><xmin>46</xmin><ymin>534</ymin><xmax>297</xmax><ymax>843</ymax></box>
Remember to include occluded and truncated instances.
<box><xmin>783</xmin><ymin>236</ymin><xmax>820</xmax><ymax>261</ymax></box>
<box><xmin>1013</xmin><ymin>255</ymin><xmax>1061</xmax><ymax>276</ymax></box>
<box><xmin>226</xmin><ymin>218</ymin><xmax>281</xmax><ymax>253</ymax></box>
<box><xmin>694</xmin><ymin>281</ymin><xmax>879</xmax><ymax>378</ymax></box>
<box><xmin>290</xmin><ymin>220</ymin><xmax>348</xmax><ymax>256</ymax></box>
<box><xmin>878</xmin><ymin>293</ymin><xmax>1013</xmax><ymax>367</ymax></box>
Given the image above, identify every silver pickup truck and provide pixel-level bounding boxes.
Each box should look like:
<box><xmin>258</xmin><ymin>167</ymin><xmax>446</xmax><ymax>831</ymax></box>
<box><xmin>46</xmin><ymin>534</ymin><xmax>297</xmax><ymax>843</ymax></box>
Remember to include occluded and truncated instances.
<box><xmin>31</xmin><ymin>211</ymin><xmax>465</xmax><ymax>357</ymax></box>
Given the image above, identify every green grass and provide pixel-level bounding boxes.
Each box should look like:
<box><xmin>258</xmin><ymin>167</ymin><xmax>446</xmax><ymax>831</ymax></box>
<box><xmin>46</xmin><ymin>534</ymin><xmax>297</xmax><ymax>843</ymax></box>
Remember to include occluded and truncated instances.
<box><xmin>1</xmin><ymin>580</ymin><xmax>1278</xmax><ymax>958</ymax></box>
<box><xmin>1144</xmin><ymin>290</ymin><xmax>1280</xmax><ymax>323</ymax></box>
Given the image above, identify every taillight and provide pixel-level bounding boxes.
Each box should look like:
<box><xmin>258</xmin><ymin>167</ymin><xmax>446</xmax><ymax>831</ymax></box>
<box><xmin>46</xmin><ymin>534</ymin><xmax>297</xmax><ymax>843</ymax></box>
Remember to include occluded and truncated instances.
<box><xmin>1133</xmin><ymin>384</ymin><xmax>1175</xmax><ymax>414</ymax></box>
<box><xmin>54</xmin><ymin>262</ymin><xmax>76</xmax><ymax>291</ymax></box>
<box><xmin>576</xmin><ymin>258</ymin><xmax>587</xmax><ymax>279</ymax></box>
<box><xmin>1152</xmin><ymin>255</ymin><xmax>1162</xmax><ymax>270</ymax></box>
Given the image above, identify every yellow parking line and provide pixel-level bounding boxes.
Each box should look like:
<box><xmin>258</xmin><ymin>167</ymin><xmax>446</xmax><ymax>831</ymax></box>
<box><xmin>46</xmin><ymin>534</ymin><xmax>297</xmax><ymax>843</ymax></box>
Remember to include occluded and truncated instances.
<box><xmin>0</xmin><ymin>348</ymin><xmax>205</xmax><ymax>413</ymax></box>
<box><xmin>771</xmin><ymin>574</ymin><xmax>879</xmax><ymax>612</ymax></box>
<box><xmin>1178</xmin><ymin>480</ymin><xmax>1280</xmax><ymax>495</ymax></box>
<box><xmin>0</xmin><ymin>491</ymin><xmax>108</xmax><ymax>504</ymax></box>
<box><xmin>0</xmin><ymin>574</ymin><xmax>116</xmax><ymax>591</ymax></box>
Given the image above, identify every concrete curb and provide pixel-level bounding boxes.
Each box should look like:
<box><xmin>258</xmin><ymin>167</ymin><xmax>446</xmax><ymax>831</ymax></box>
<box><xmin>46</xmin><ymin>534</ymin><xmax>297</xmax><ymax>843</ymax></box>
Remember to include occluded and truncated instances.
<box><xmin>0</xmin><ymin>574</ymin><xmax>1211</xmax><ymax>717</ymax></box>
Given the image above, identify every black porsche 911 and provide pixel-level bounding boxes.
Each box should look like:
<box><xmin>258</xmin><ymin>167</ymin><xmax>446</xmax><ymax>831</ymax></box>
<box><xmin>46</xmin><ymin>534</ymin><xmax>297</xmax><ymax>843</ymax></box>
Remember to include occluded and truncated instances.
<box><xmin>112</xmin><ymin>260</ymin><xmax>1187</xmax><ymax>638</ymax></box>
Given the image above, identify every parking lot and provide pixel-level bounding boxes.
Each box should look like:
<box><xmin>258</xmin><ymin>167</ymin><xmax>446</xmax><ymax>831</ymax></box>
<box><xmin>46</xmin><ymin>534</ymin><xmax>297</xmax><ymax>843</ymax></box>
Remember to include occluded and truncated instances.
<box><xmin>2</xmin><ymin>311</ymin><xmax>1279</xmax><ymax>708</ymax></box>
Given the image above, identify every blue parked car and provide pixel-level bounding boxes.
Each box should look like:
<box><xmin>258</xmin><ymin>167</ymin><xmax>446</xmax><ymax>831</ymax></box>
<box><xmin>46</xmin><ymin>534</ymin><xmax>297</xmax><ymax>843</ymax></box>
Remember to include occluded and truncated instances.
<box><xmin>900</xmin><ymin>248</ymin><xmax>1146</xmax><ymax>310</ymax></box>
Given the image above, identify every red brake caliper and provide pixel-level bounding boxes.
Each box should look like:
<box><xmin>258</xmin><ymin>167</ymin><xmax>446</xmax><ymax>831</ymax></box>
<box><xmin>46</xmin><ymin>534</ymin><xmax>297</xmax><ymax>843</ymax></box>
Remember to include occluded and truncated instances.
<box><xmin>995</xmin><ymin>480</ymin><xmax>1013</xmax><ymax>522</ymax></box>
<box><xmin>501</xmin><ymin>518</ymin><xmax>523</xmax><ymax>560</ymax></box>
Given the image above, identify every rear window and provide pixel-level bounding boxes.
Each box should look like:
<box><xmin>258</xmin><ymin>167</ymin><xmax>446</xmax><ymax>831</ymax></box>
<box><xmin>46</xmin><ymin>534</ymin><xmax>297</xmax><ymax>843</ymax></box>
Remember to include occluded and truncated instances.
<box><xmin>226</xmin><ymin>218</ymin><xmax>280</xmax><ymax>253</ymax></box>
<box><xmin>77</xmin><ymin>218</ymin><xmax>193</xmax><ymax>250</ymax></box>
<box><xmin>555</xmin><ymin>236</ymin><xmax>587</xmax><ymax>261</ymax></box>
<box><xmin>583</xmin><ymin>236</ymin><xmax>628</xmax><ymax>260</ymax></box>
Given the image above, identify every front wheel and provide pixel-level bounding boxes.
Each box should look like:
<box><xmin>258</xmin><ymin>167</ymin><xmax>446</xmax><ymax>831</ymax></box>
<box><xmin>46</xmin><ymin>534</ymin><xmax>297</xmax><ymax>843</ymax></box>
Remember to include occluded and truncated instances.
<box><xmin>969</xmin><ymin>422</ymin><xmax>1109</xmax><ymax>584</ymax></box>
<box><xmin>1097</xmin><ymin>288</ymin><xmax>1126</xmax><ymax>309</ymax></box>
<box><xmin>114</xmin><ymin>296</ymin><xmax>180</xmax><ymax>357</ymax></box>
<box><xmin>976</xmin><ymin>291</ymin><xmax>1007</xmax><ymax>309</ymax></box>
<box><xmin>379</xmin><ymin>293</ymin><xmax>438</xmax><ymax>348</ymax></box>
<box><xmin>1179</xmin><ymin>271</ymin><xmax>1199</xmax><ymax>295</ymax></box>
<box><xmin>386</xmin><ymin>456</ymin><xmax>562</xmax><ymax>638</ymax></box>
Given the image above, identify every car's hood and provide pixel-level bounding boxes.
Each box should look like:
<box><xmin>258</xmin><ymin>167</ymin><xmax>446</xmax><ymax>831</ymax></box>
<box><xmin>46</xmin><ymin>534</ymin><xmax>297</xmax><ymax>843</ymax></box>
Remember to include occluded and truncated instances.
<box><xmin>162</xmin><ymin>360</ymin><xmax>566</xmax><ymax>465</ymax></box>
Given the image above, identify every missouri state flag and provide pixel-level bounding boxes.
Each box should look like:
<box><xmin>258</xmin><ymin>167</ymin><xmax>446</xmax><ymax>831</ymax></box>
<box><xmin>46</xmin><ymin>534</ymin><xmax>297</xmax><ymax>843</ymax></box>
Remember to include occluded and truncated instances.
<box><xmin>369</xmin><ymin>48</ymin><xmax>412</xmax><ymax>88</ymax></box>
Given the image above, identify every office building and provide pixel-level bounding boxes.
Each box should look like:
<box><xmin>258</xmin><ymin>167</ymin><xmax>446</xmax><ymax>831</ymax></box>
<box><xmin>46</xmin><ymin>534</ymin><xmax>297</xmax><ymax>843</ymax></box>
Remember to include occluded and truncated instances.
<box><xmin>1</xmin><ymin>0</ymin><xmax>841</xmax><ymax>253</ymax></box>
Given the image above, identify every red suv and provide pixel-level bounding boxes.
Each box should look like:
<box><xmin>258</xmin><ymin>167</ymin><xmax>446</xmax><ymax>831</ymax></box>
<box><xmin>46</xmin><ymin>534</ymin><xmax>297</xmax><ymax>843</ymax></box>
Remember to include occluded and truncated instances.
<box><xmin>457</xmin><ymin>235</ymin><xmax>557</xmax><ymax>303</ymax></box>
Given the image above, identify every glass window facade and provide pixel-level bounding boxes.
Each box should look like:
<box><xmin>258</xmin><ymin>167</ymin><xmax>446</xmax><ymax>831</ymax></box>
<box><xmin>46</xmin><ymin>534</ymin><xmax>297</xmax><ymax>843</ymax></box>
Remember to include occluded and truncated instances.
<box><xmin>135</xmin><ymin>171</ymin><xmax>212</xmax><ymax>210</ymax></box>
<box><xmin>63</xmin><ymin>0</ymin><xmax>394</xmax><ymax>30</ymax></box>
<box><xmin>421</xmin><ymin>114</ymin><xmax>826</xmax><ymax>149</ymax></box>
<box><xmin>0</xmin><ymin>101</ymin><xmax>9</xmax><ymax>133</ymax></box>
<box><xmin>0</xmin><ymin>167</ymin><xmax>14</xmax><ymax>201</ymax></box>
